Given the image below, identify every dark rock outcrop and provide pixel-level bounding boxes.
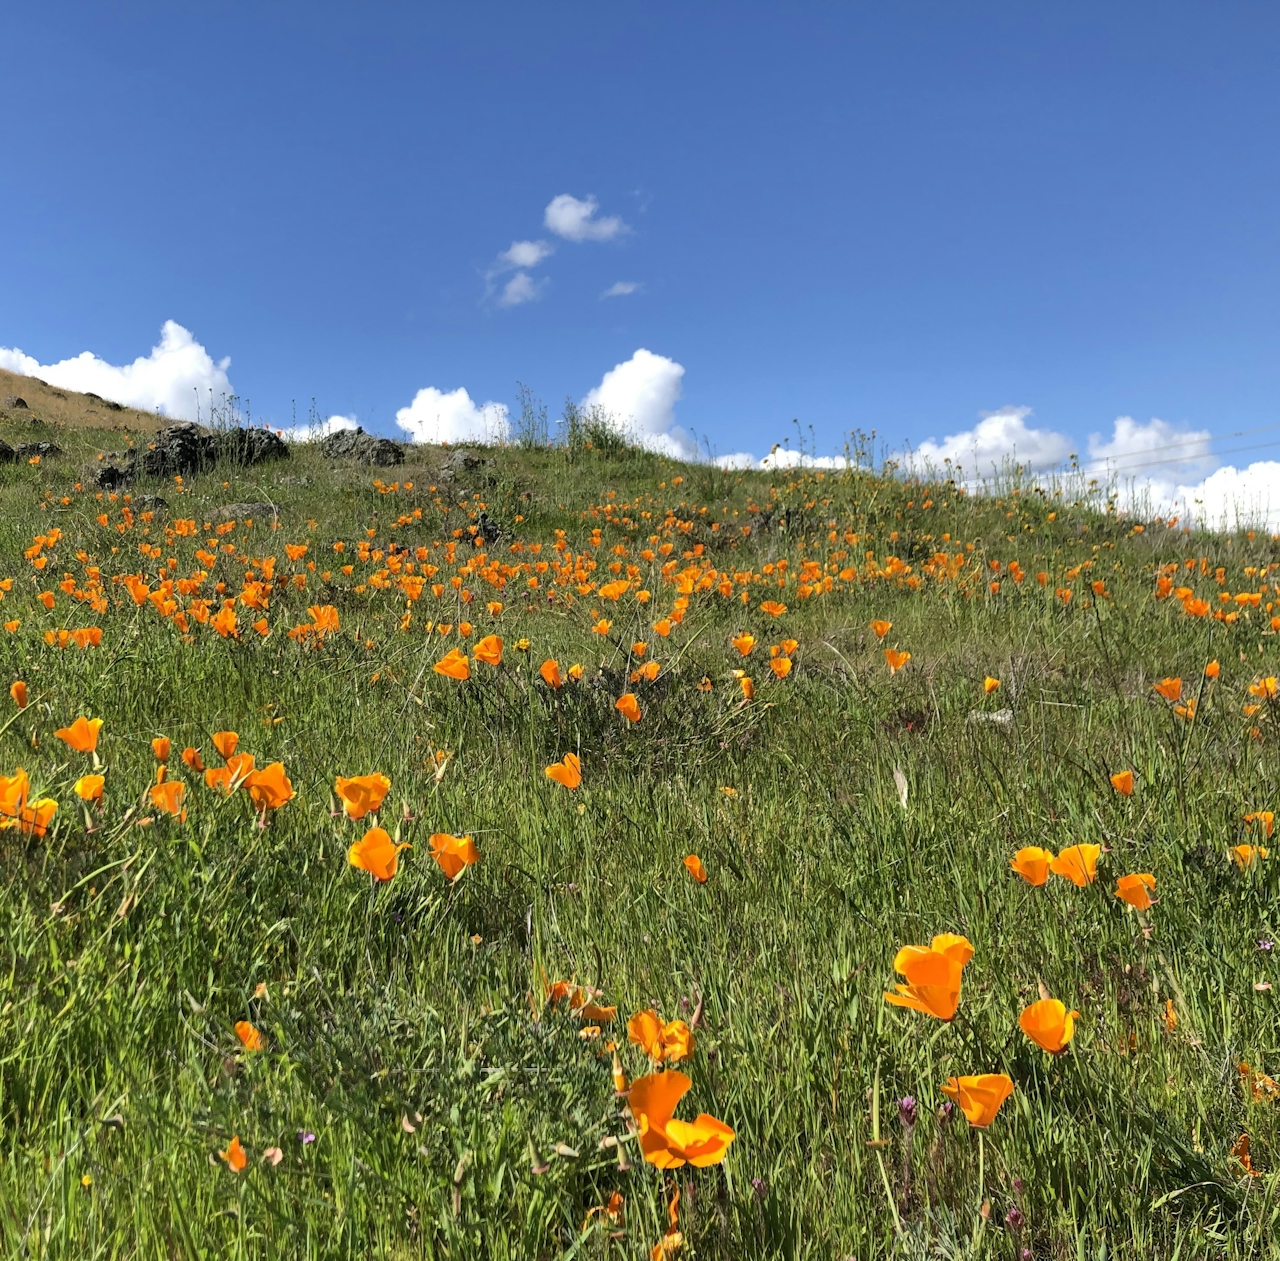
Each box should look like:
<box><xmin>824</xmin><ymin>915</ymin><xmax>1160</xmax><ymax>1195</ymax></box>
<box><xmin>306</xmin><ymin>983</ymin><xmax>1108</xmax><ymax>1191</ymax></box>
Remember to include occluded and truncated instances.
<box><xmin>15</xmin><ymin>441</ymin><xmax>62</xmax><ymax>460</ymax></box>
<box><xmin>3</xmin><ymin>396</ymin><xmax>29</xmax><ymax>410</ymax></box>
<box><xmin>319</xmin><ymin>426</ymin><xmax>404</xmax><ymax>466</ymax></box>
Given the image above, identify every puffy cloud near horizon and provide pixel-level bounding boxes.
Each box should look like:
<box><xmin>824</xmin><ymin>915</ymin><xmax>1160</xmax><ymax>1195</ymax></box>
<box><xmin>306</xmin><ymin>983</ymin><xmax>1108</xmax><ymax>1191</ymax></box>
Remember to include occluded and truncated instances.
<box><xmin>582</xmin><ymin>348</ymin><xmax>694</xmax><ymax>459</ymax></box>
<box><xmin>1173</xmin><ymin>461</ymin><xmax>1280</xmax><ymax>532</ymax></box>
<box><xmin>911</xmin><ymin>406</ymin><xmax>1073</xmax><ymax>473</ymax></box>
<box><xmin>395</xmin><ymin>386</ymin><xmax>510</xmax><ymax>445</ymax></box>
<box><xmin>545</xmin><ymin>194</ymin><xmax>628</xmax><ymax>242</ymax></box>
<box><xmin>280</xmin><ymin>414</ymin><xmax>359</xmax><ymax>443</ymax></box>
<box><xmin>0</xmin><ymin>320</ymin><xmax>231</xmax><ymax>421</ymax></box>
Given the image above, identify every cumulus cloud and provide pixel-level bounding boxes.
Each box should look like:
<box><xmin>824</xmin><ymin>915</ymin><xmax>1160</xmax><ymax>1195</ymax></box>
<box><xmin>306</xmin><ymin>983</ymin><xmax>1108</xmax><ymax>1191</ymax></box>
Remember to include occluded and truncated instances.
<box><xmin>1173</xmin><ymin>462</ymin><xmax>1280</xmax><ymax>532</ymax></box>
<box><xmin>395</xmin><ymin>386</ymin><xmax>510</xmax><ymax>446</ymax></box>
<box><xmin>911</xmin><ymin>406</ymin><xmax>1072</xmax><ymax>474</ymax></box>
<box><xmin>758</xmin><ymin>449</ymin><xmax>853</xmax><ymax>471</ymax></box>
<box><xmin>280</xmin><ymin>414</ymin><xmax>359</xmax><ymax>443</ymax></box>
<box><xmin>582</xmin><ymin>348</ymin><xmax>692</xmax><ymax>458</ymax></box>
<box><xmin>545</xmin><ymin>194</ymin><xmax>628</xmax><ymax>242</ymax></box>
<box><xmin>498</xmin><ymin>272</ymin><xmax>545</xmax><ymax>307</ymax></box>
<box><xmin>0</xmin><ymin>320</ymin><xmax>231</xmax><ymax>420</ymax></box>
<box><xmin>714</xmin><ymin>451</ymin><xmax>759</xmax><ymax>470</ymax></box>
<box><xmin>496</xmin><ymin>239</ymin><xmax>553</xmax><ymax>270</ymax></box>
<box><xmin>601</xmin><ymin>281</ymin><xmax>641</xmax><ymax>298</ymax></box>
<box><xmin>1085</xmin><ymin>416</ymin><xmax>1214</xmax><ymax>484</ymax></box>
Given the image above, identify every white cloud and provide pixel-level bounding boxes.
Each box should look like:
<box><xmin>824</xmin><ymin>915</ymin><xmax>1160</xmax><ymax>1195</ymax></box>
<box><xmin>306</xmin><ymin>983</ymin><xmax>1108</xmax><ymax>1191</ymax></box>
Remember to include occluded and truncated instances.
<box><xmin>758</xmin><ymin>449</ymin><xmax>852</xmax><ymax>471</ymax></box>
<box><xmin>498</xmin><ymin>272</ymin><xmax>544</xmax><ymax>307</ymax></box>
<box><xmin>395</xmin><ymin>386</ymin><xmax>510</xmax><ymax>446</ymax></box>
<box><xmin>545</xmin><ymin>194</ymin><xmax>628</xmax><ymax>242</ymax></box>
<box><xmin>279</xmin><ymin>414</ymin><xmax>359</xmax><ymax>443</ymax></box>
<box><xmin>601</xmin><ymin>281</ymin><xmax>641</xmax><ymax>298</ymax></box>
<box><xmin>582</xmin><ymin>348</ymin><xmax>692</xmax><ymax>458</ymax></box>
<box><xmin>714</xmin><ymin>452</ymin><xmax>758</xmax><ymax>470</ymax></box>
<box><xmin>0</xmin><ymin>320</ymin><xmax>231</xmax><ymax>420</ymax></box>
<box><xmin>1173</xmin><ymin>462</ymin><xmax>1280</xmax><ymax>532</ymax></box>
<box><xmin>911</xmin><ymin>406</ymin><xmax>1072</xmax><ymax>474</ymax></box>
<box><xmin>1085</xmin><ymin>416</ymin><xmax>1214</xmax><ymax>483</ymax></box>
<box><xmin>496</xmin><ymin>239</ymin><xmax>553</xmax><ymax>270</ymax></box>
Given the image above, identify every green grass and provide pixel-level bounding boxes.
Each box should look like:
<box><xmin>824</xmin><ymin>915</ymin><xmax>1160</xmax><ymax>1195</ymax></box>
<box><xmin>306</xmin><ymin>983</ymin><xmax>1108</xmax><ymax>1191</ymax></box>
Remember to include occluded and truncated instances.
<box><xmin>0</xmin><ymin>421</ymin><xmax>1278</xmax><ymax>1258</ymax></box>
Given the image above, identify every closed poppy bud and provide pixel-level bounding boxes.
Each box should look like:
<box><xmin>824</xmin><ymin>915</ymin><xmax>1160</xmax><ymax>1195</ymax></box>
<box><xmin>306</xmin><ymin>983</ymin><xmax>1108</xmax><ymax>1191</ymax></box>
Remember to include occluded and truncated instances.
<box><xmin>939</xmin><ymin>1074</ymin><xmax>1014</xmax><ymax>1128</ymax></box>
<box><xmin>235</xmin><ymin>1020</ymin><xmax>263</xmax><ymax>1051</ymax></box>
<box><xmin>683</xmin><ymin>855</ymin><xmax>708</xmax><ymax>884</ymax></box>
<box><xmin>212</xmin><ymin>731</ymin><xmax>239</xmax><ymax>760</ymax></box>
<box><xmin>1110</xmin><ymin>770</ymin><xmax>1135</xmax><ymax>796</ymax></box>
<box><xmin>74</xmin><ymin>773</ymin><xmax>105</xmax><ymax>803</ymax></box>
<box><xmin>1115</xmin><ymin>872</ymin><xmax>1156</xmax><ymax>910</ymax></box>
<box><xmin>544</xmin><ymin>753</ymin><xmax>581</xmax><ymax>789</ymax></box>
<box><xmin>615</xmin><ymin>693</ymin><xmax>641</xmax><ymax>723</ymax></box>
<box><xmin>1019</xmin><ymin>998</ymin><xmax>1079</xmax><ymax>1054</ymax></box>
<box><xmin>540</xmin><ymin>659</ymin><xmax>563</xmax><ymax>689</ymax></box>
<box><xmin>1010</xmin><ymin>847</ymin><xmax>1053</xmax><ymax>887</ymax></box>
<box><xmin>1049</xmin><ymin>844</ymin><xmax>1101</xmax><ymax>886</ymax></box>
<box><xmin>9</xmin><ymin>681</ymin><xmax>27</xmax><ymax>709</ymax></box>
<box><xmin>181</xmin><ymin>746</ymin><xmax>205</xmax><ymax>773</ymax></box>
<box><xmin>152</xmin><ymin>737</ymin><xmax>171</xmax><ymax>763</ymax></box>
<box><xmin>983</xmin><ymin>677</ymin><xmax>1000</xmax><ymax>694</ymax></box>
<box><xmin>55</xmin><ymin>716</ymin><xmax>103</xmax><ymax>754</ymax></box>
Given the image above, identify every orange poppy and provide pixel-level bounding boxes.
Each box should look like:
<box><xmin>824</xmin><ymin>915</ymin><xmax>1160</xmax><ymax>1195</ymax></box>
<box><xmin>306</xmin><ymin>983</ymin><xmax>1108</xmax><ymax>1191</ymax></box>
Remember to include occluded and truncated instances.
<box><xmin>348</xmin><ymin>826</ymin><xmax>410</xmax><ymax>881</ymax></box>
<box><xmin>473</xmin><ymin>634</ymin><xmax>503</xmax><ymax>666</ymax></box>
<box><xmin>235</xmin><ymin>1020</ymin><xmax>263</xmax><ymax>1051</ymax></box>
<box><xmin>1173</xmin><ymin>698</ymin><xmax>1197</xmax><ymax>722</ymax></box>
<box><xmin>181</xmin><ymin>746</ymin><xmax>205</xmax><ymax>773</ymax></box>
<box><xmin>244</xmin><ymin>763</ymin><xmax>294</xmax><ymax>811</ymax></box>
<box><xmin>1204</xmin><ymin>660</ymin><xmax>1220</xmax><ymax>679</ymax></box>
<box><xmin>434</xmin><ymin>648</ymin><xmax>471</xmax><ymax>680</ymax></box>
<box><xmin>760</xmin><ymin>600</ymin><xmax>787</xmax><ymax>617</ymax></box>
<box><xmin>540</xmin><ymin>659</ymin><xmax>563</xmax><ymax>689</ymax></box>
<box><xmin>151</xmin><ymin>737</ymin><xmax>171</xmax><ymax>763</ymax></box>
<box><xmin>334</xmin><ymin>773</ymin><xmax>391</xmax><ymax>820</ymax></box>
<box><xmin>1244</xmin><ymin>811</ymin><xmax>1275</xmax><ymax>839</ymax></box>
<box><xmin>884</xmin><ymin>649</ymin><xmax>911</xmax><ymax>674</ymax></box>
<box><xmin>544</xmin><ymin>753</ymin><xmax>582</xmax><ymax>790</ymax></box>
<box><xmin>9</xmin><ymin>681</ymin><xmax>27</xmax><ymax>710</ymax></box>
<box><xmin>1010</xmin><ymin>846</ymin><xmax>1053</xmax><ymax>886</ymax></box>
<box><xmin>74</xmin><ymin>774</ymin><xmax>105</xmax><ymax>803</ymax></box>
<box><xmin>626</xmin><ymin>1071</ymin><xmax>735</xmax><ymax>1169</ymax></box>
<box><xmin>1110</xmin><ymin>769</ymin><xmax>1134</xmax><ymax>796</ymax></box>
<box><xmin>632</xmin><ymin>641</ymin><xmax>648</xmax><ymax>658</ymax></box>
<box><xmin>149</xmin><ymin>780</ymin><xmax>188</xmax><ymax>818</ymax></box>
<box><xmin>212</xmin><ymin>730</ymin><xmax>239</xmax><ymax>759</ymax></box>
<box><xmin>1049</xmin><ymin>843</ymin><xmax>1101</xmax><ymax>886</ymax></box>
<box><xmin>1152</xmin><ymin>678</ymin><xmax>1183</xmax><ymax>702</ymax></box>
<box><xmin>1019</xmin><ymin>998</ymin><xmax>1079</xmax><ymax>1054</ymax></box>
<box><xmin>205</xmin><ymin>752</ymin><xmax>256</xmax><ymax>795</ymax></box>
<box><xmin>769</xmin><ymin>657</ymin><xmax>793</xmax><ymax>679</ymax></box>
<box><xmin>1115</xmin><ymin>872</ymin><xmax>1156</xmax><ymax>910</ymax></box>
<box><xmin>653</xmin><ymin>619</ymin><xmax>673</xmax><ymax>637</ymax></box>
<box><xmin>683</xmin><ymin>854</ymin><xmax>708</xmax><ymax>884</ymax></box>
<box><xmin>983</xmin><ymin>677</ymin><xmax>1000</xmax><ymax>694</ymax></box>
<box><xmin>1247</xmin><ymin>676</ymin><xmax>1278</xmax><ymax>699</ymax></box>
<box><xmin>731</xmin><ymin>632</ymin><xmax>756</xmax><ymax>657</ymax></box>
<box><xmin>627</xmin><ymin>1009</ymin><xmax>696</xmax><ymax>1063</ymax></box>
<box><xmin>870</xmin><ymin>620</ymin><xmax>892</xmax><ymax>639</ymax></box>
<box><xmin>55</xmin><ymin>716</ymin><xmax>102</xmax><ymax>754</ymax></box>
<box><xmin>1230</xmin><ymin>844</ymin><xmax>1267</xmax><ymax>869</ymax></box>
<box><xmin>592</xmin><ymin>618</ymin><xmax>613</xmax><ymax>636</ymax></box>
<box><xmin>429</xmin><ymin>832</ymin><xmax>480</xmax><ymax>880</ymax></box>
<box><xmin>220</xmin><ymin>1136</ymin><xmax>248</xmax><ymax>1172</ymax></box>
<box><xmin>883</xmin><ymin>933</ymin><xmax>974</xmax><ymax>1021</ymax></box>
<box><xmin>616</xmin><ymin>693</ymin><xmax>642</xmax><ymax>723</ymax></box>
<box><xmin>939</xmin><ymin>1074</ymin><xmax>1014</xmax><ymax>1128</ymax></box>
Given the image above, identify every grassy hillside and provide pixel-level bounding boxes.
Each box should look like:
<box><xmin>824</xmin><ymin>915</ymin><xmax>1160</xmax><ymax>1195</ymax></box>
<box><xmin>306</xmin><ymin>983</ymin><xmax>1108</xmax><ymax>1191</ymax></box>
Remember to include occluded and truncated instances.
<box><xmin>1</xmin><ymin>373</ymin><xmax>1279</xmax><ymax>1259</ymax></box>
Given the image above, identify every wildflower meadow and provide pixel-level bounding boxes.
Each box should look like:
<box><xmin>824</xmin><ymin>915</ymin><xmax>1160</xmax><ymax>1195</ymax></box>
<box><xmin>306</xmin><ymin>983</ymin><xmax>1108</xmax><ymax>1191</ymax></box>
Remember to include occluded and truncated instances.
<box><xmin>1</xmin><ymin>386</ymin><xmax>1278</xmax><ymax>1259</ymax></box>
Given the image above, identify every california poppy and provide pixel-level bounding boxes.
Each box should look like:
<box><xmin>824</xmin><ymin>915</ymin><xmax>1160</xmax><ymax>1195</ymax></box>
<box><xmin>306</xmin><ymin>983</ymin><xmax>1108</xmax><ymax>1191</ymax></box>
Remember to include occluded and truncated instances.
<box><xmin>627</xmin><ymin>1009</ymin><xmax>696</xmax><ymax>1063</ymax></box>
<box><xmin>983</xmin><ymin>677</ymin><xmax>1000</xmax><ymax>694</ymax></box>
<box><xmin>1010</xmin><ymin>846</ymin><xmax>1053</xmax><ymax>886</ymax></box>
<box><xmin>205</xmin><ymin>752</ymin><xmax>256</xmax><ymax>795</ymax></box>
<box><xmin>348</xmin><ymin>826</ymin><xmax>410</xmax><ymax>881</ymax></box>
<box><xmin>1019</xmin><ymin>998</ymin><xmax>1079</xmax><ymax>1054</ymax></box>
<box><xmin>683</xmin><ymin>854</ymin><xmax>708</xmax><ymax>884</ymax></box>
<box><xmin>244</xmin><ymin>763</ymin><xmax>293</xmax><ymax>811</ymax></box>
<box><xmin>731</xmin><ymin>632</ymin><xmax>756</xmax><ymax>657</ymax></box>
<box><xmin>1244</xmin><ymin>811</ymin><xmax>1275</xmax><ymax>839</ymax></box>
<box><xmin>1152</xmin><ymin>678</ymin><xmax>1183</xmax><ymax>702</ymax></box>
<box><xmin>540</xmin><ymin>659</ymin><xmax>563</xmax><ymax>689</ymax></box>
<box><xmin>770</xmin><ymin>657</ymin><xmax>793</xmax><ymax>679</ymax></box>
<box><xmin>870</xmin><ymin>620</ymin><xmax>892</xmax><ymax>639</ymax></box>
<box><xmin>760</xmin><ymin>600</ymin><xmax>787</xmax><ymax>617</ymax></box>
<box><xmin>1110</xmin><ymin>770</ymin><xmax>1135</xmax><ymax>797</ymax></box>
<box><xmin>939</xmin><ymin>1074</ymin><xmax>1014</xmax><ymax>1128</ymax></box>
<box><xmin>434</xmin><ymin>648</ymin><xmax>471</xmax><ymax>681</ymax></box>
<box><xmin>74</xmin><ymin>774</ymin><xmax>105</xmax><ymax>803</ymax></box>
<box><xmin>1050</xmin><ymin>844</ymin><xmax>1101</xmax><ymax>886</ymax></box>
<box><xmin>473</xmin><ymin>634</ymin><xmax>503</xmax><ymax>666</ymax></box>
<box><xmin>1230</xmin><ymin>844</ymin><xmax>1268</xmax><ymax>869</ymax></box>
<box><xmin>626</xmin><ymin>1071</ymin><xmax>735</xmax><ymax>1169</ymax></box>
<box><xmin>9</xmin><ymin>681</ymin><xmax>27</xmax><ymax>710</ymax></box>
<box><xmin>151</xmin><ymin>737</ymin><xmax>171</xmax><ymax>763</ymax></box>
<box><xmin>1247</xmin><ymin>676</ymin><xmax>1278</xmax><ymax>699</ymax></box>
<box><xmin>883</xmin><ymin>934</ymin><xmax>974</xmax><ymax>1021</ymax></box>
<box><xmin>149</xmin><ymin>780</ymin><xmax>187</xmax><ymax>818</ymax></box>
<box><xmin>1115</xmin><ymin>872</ymin><xmax>1156</xmax><ymax>910</ymax></box>
<box><xmin>884</xmin><ymin>649</ymin><xmax>911</xmax><ymax>674</ymax></box>
<box><xmin>429</xmin><ymin>832</ymin><xmax>480</xmax><ymax>880</ymax></box>
<box><xmin>235</xmin><ymin>1020</ymin><xmax>263</xmax><ymax>1051</ymax></box>
<box><xmin>212</xmin><ymin>731</ymin><xmax>239</xmax><ymax>759</ymax></box>
<box><xmin>220</xmin><ymin>1135</ymin><xmax>248</xmax><ymax>1172</ymax></box>
<box><xmin>1205</xmin><ymin>660</ymin><xmax>1220</xmax><ymax>679</ymax></box>
<box><xmin>55</xmin><ymin>716</ymin><xmax>102</xmax><ymax>754</ymax></box>
<box><xmin>616</xmin><ymin>693</ymin><xmax>641</xmax><ymax>723</ymax></box>
<box><xmin>334</xmin><ymin>773</ymin><xmax>391</xmax><ymax>820</ymax></box>
<box><xmin>544</xmin><ymin>753</ymin><xmax>582</xmax><ymax>790</ymax></box>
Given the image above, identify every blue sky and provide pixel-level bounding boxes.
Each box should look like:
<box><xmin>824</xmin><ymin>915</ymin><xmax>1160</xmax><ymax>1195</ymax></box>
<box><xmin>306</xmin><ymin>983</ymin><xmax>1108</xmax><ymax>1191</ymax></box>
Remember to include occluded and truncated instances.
<box><xmin>3</xmin><ymin>3</ymin><xmax>1280</xmax><ymax>514</ymax></box>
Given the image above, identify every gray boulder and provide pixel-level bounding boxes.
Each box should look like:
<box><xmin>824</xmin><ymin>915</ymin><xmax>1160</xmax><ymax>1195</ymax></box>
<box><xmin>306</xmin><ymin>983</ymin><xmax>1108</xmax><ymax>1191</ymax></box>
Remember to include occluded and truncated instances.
<box><xmin>3</xmin><ymin>396</ymin><xmax>29</xmax><ymax>410</ymax></box>
<box><xmin>319</xmin><ymin>425</ymin><xmax>404</xmax><ymax>466</ymax></box>
<box><xmin>139</xmin><ymin>424</ymin><xmax>216</xmax><ymax>478</ymax></box>
<box><xmin>217</xmin><ymin>426</ymin><xmax>289</xmax><ymax>467</ymax></box>
<box><xmin>15</xmin><ymin>441</ymin><xmax>62</xmax><ymax>460</ymax></box>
